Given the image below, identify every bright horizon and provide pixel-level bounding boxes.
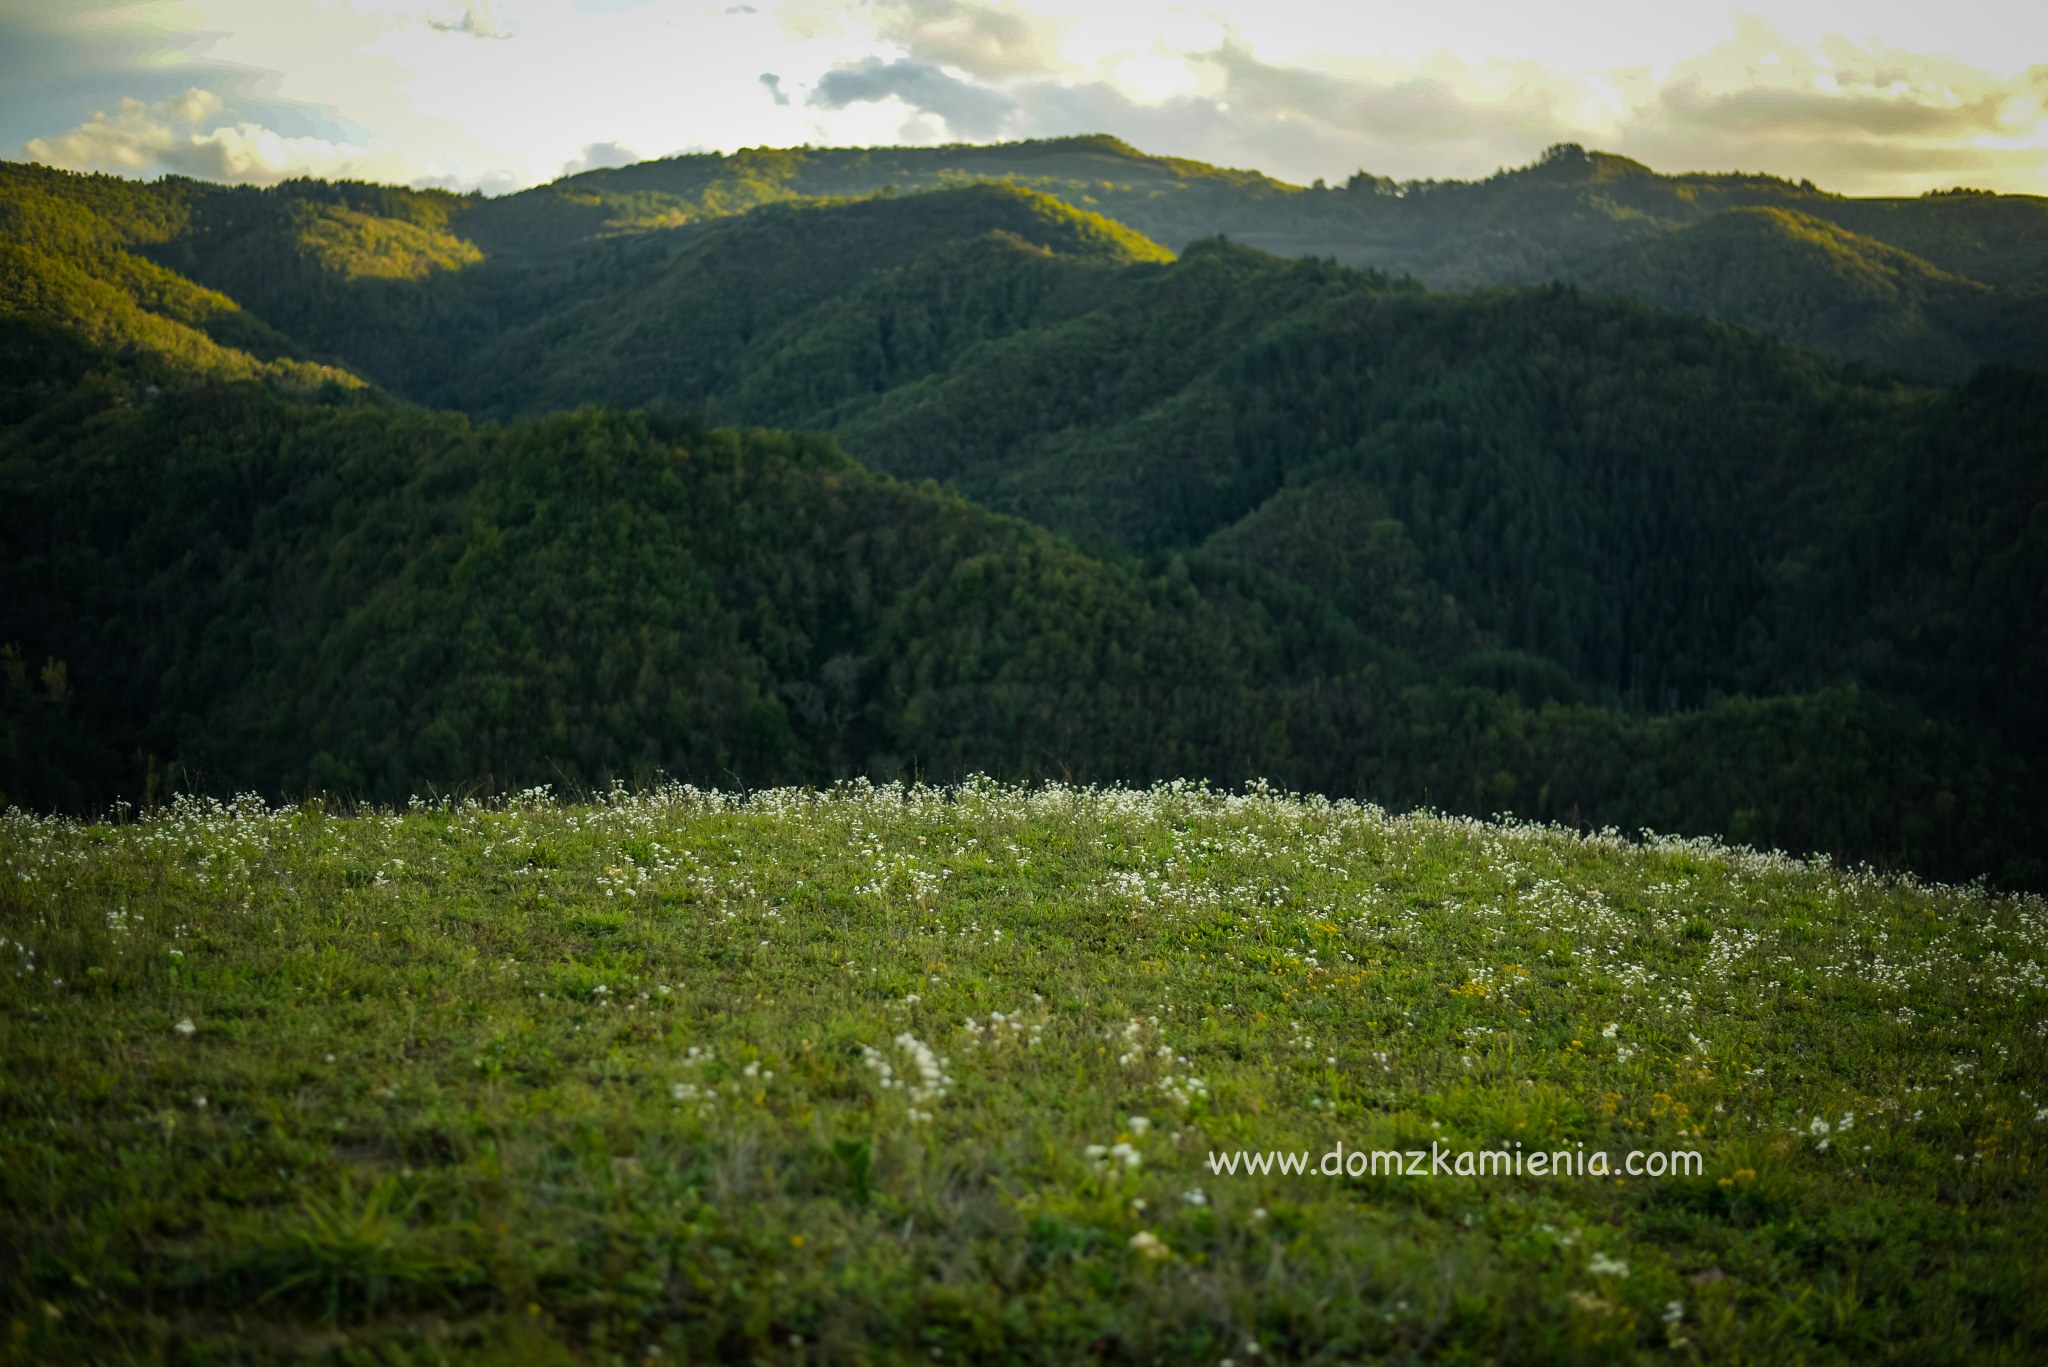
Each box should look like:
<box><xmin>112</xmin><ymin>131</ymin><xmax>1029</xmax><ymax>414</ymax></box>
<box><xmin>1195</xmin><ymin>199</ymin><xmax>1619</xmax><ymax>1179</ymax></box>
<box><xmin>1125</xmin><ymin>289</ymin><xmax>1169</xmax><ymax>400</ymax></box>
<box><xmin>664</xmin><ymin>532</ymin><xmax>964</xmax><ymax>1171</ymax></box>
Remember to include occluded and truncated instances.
<box><xmin>3</xmin><ymin>1</ymin><xmax>2045</xmax><ymax>198</ymax></box>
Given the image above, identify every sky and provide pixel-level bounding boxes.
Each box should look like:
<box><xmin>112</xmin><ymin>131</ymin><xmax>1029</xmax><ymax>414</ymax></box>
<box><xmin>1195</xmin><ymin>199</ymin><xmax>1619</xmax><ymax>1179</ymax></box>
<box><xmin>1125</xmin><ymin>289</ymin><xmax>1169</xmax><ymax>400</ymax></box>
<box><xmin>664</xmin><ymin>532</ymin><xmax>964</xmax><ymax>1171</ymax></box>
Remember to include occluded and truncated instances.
<box><xmin>4</xmin><ymin>0</ymin><xmax>2045</xmax><ymax>197</ymax></box>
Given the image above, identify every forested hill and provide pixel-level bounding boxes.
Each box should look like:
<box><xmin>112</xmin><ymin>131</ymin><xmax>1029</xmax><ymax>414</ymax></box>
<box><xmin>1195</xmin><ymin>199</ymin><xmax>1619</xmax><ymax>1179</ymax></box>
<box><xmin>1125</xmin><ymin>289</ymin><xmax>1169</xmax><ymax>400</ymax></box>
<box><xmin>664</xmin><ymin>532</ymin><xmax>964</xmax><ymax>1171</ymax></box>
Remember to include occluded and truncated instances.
<box><xmin>471</xmin><ymin>136</ymin><xmax>2048</xmax><ymax>380</ymax></box>
<box><xmin>10</xmin><ymin>136</ymin><xmax>2047</xmax><ymax>383</ymax></box>
<box><xmin>457</xmin><ymin>135</ymin><xmax>2048</xmax><ymax>289</ymax></box>
<box><xmin>2</xmin><ymin>155</ymin><xmax>2045</xmax><ymax>886</ymax></box>
<box><xmin>6</xmin><ymin>324</ymin><xmax>2041</xmax><ymax>885</ymax></box>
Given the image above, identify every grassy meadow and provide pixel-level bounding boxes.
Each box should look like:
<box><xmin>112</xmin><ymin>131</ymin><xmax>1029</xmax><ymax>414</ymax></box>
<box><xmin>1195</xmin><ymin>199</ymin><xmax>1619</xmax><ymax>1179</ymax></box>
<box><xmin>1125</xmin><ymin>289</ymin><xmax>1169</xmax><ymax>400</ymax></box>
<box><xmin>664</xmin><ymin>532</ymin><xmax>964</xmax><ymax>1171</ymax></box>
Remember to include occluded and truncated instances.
<box><xmin>2</xmin><ymin>781</ymin><xmax>2044</xmax><ymax>1363</ymax></box>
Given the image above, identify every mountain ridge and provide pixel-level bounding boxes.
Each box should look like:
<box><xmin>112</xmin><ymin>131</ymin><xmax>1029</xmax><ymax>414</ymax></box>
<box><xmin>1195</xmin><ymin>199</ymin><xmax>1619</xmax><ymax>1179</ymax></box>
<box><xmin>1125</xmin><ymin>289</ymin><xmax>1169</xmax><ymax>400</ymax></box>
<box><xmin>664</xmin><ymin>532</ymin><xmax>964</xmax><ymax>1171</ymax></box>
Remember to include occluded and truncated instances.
<box><xmin>2</xmin><ymin>147</ymin><xmax>2044</xmax><ymax>885</ymax></box>
<box><xmin>11</xmin><ymin>135</ymin><xmax>2048</xmax><ymax>380</ymax></box>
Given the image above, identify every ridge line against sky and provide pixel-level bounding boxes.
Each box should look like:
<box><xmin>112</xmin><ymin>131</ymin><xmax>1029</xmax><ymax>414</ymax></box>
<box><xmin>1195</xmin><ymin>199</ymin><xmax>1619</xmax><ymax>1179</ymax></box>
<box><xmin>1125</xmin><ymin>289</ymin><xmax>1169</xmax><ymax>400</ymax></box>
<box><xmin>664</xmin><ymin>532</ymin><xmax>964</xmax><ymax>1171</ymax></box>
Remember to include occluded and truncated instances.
<box><xmin>2</xmin><ymin>1</ymin><xmax>2045</xmax><ymax>197</ymax></box>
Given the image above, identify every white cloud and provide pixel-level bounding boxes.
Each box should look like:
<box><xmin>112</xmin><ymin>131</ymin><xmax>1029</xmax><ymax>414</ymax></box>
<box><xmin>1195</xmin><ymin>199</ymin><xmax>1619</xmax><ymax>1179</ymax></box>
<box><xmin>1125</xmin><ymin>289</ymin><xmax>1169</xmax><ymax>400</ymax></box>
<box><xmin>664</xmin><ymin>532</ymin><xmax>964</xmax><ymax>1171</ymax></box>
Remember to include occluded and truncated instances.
<box><xmin>1608</xmin><ymin>20</ymin><xmax>2048</xmax><ymax>190</ymax></box>
<box><xmin>561</xmin><ymin>139</ymin><xmax>640</xmax><ymax>176</ymax></box>
<box><xmin>797</xmin><ymin>8</ymin><xmax>2048</xmax><ymax>193</ymax></box>
<box><xmin>865</xmin><ymin>0</ymin><xmax>1067</xmax><ymax>81</ymax></box>
<box><xmin>5</xmin><ymin>1</ymin><xmax>2044</xmax><ymax>194</ymax></box>
<box><xmin>22</xmin><ymin>86</ymin><xmax>416</xmax><ymax>184</ymax></box>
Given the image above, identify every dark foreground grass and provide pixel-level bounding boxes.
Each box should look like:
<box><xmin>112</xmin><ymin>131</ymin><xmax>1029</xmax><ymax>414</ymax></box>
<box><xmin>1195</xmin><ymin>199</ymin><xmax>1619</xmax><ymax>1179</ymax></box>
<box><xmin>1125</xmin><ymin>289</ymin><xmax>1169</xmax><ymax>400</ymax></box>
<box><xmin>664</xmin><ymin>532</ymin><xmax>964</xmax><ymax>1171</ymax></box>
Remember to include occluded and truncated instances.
<box><xmin>2</xmin><ymin>781</ymin><xmax>2044</xmax><ymax>1363</ymax></box>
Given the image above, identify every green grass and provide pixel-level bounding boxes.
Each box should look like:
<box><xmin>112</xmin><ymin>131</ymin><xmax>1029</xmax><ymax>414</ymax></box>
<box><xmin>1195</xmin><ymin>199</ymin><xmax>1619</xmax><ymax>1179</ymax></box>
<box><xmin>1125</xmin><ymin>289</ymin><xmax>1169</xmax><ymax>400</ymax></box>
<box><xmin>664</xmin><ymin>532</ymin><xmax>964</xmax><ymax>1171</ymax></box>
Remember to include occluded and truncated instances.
<box><xmin>3</xmin><ymin>781</ymin><xmax>2043</xmax><ymax>1363</ymax></box>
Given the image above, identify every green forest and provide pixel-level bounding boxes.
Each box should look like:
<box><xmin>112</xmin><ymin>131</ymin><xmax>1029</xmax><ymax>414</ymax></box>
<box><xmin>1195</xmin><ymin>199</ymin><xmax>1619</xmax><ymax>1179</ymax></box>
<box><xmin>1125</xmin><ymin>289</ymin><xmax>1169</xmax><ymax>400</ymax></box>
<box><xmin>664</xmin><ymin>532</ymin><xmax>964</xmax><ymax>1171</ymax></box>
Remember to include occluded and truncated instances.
<box><xmin>2</xmin><ymin>142</ymin><xmax>2044</xmax><ymax>886</ymax></box>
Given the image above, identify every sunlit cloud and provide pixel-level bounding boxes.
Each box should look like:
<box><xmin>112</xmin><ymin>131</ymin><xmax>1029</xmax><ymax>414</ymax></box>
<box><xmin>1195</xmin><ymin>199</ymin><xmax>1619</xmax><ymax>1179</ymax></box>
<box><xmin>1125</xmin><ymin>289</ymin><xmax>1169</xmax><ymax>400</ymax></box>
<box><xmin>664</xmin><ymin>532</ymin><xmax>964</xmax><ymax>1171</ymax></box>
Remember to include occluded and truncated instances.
<box><xmin>3</xmin><ymin>0</ymin><xmax>2042</xmax><ymax>195</ymax></box>
<box><xmin>22</xmin><ymin>86</ymin><xmax>412</xmax><ymax>185</ymax></box>
<box><xmin>1607</xmin><ymin>19</ymin><xmax>2048</xmax><ymax>190</ymax></box>
<box><xmin>866</xmin><ymin>0</ymin><xmax>1068</xmax><ymax>80</ymax></box>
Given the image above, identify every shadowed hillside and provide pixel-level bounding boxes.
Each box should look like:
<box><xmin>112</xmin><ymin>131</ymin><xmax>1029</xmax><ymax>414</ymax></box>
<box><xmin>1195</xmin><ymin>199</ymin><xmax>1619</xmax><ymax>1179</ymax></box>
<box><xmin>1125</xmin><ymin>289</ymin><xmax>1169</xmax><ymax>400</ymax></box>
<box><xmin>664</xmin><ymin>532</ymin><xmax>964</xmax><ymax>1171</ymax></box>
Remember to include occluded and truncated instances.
<box><xmin>3</xmin><ymin>152</ymin><xmax>2045</xmax><ymax>885</ymax></box>
<box><xmin>14</xmin><ymin>136</ymin><xmax>2048</xmax><ymax>384</ymax></box>
<box><xmin>452</xmin><ymin>137</ymin><xmax>2048</xmax><ymax>380</ymax></box>
<box><xmin>1580</xmin><ymin>207</ymin><xmax>2048</xmax><ymax>379</ymax></box>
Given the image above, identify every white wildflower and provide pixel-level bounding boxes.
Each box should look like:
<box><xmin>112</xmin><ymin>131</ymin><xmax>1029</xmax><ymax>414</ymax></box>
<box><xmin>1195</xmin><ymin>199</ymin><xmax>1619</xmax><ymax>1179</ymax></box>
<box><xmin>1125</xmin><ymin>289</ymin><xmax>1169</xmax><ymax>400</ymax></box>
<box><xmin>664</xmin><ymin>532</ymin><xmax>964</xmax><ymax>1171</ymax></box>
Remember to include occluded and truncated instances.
<box><xmin>1588</xmin><ymin>1252</ymin><xmax>1629</xmax><ymax>1278</ymax></box>
<box><xmin>1128</xmin><ymin>1230</ymin><xmax>1171</xmax><ymax>1259</ymax></box>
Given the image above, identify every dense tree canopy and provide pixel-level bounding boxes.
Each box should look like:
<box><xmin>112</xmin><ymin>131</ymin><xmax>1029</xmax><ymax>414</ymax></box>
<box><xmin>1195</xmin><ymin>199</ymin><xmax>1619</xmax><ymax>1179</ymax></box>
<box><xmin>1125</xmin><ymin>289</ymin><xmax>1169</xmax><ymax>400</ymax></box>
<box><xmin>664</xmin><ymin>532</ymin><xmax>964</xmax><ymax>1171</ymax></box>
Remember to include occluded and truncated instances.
<box><xmin>2</xmin><ymin>145</ymin><xmax>2043</xmax><ymax>886</ymax></box>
